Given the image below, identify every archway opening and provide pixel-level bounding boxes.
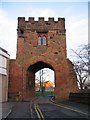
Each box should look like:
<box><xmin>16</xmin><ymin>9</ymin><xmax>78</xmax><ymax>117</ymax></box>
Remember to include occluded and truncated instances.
<box><xmin>35</xmin><ymin>68</ymin><xmax>55</xmax><ymax>96</ymax></box>
<box><xmin>26</xmin><ymin>61</ymin><xmax>55</xmax><ymax>97</ymax></box>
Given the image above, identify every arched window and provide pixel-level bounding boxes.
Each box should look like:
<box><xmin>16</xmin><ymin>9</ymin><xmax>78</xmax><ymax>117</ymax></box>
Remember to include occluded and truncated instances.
<box><xmin>38</xmin><ymin>35</ymin><xmax>47</xmax><ymax>46</ymax></box>
<box><xmin>43</xmin><ymin>36</ymin><xmax>46</xmax><ymax>45</ymax></box>
<box><xmin>38</xmin><ymin>36</ymin><xmax>41</xmax><ymax>45</ymax></box>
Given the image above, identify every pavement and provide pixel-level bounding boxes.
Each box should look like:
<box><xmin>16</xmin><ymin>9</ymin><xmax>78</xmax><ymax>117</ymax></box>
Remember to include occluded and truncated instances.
<box><xmin>0</xmin><ymin>102</ymin><xmax>14</xmax><ymax>119</ymax></box>
<box><xmin>6</xmin><ymin>102</ymin><xmax>31</xmax><ymax>118</ymax></box>
<box><xmin>0</xmin><ymin>103</ymin><xmax>2</xmax><ymax>120</ymax></box>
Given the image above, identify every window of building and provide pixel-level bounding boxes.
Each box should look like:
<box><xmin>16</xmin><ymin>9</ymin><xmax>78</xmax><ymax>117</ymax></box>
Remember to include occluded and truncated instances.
<box><xmin>38</xmin><ymin>36</ymin><xmax>42</xmax><ymax>45</ymax></box>
<box><xmin>38</xmin><ymin>35</ymin><xmax>47</xmax><ymax>45</ymax></box>
<box><xmin>43</xmin><ymin>36</ymin><xmax>46</xmax><ymax>45</ymax></box>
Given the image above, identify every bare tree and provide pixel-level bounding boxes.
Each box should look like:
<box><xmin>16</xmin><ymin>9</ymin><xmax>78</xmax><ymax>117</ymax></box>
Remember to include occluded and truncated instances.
<box><xmin>35</xmin><ymin>69</ymin><xmax>49</xmax><ymax>93</ymax></box>
<box><xmin>71</xmin><ymin>44</ymin><xmax>90</xmax><ymax>89</ymax></box>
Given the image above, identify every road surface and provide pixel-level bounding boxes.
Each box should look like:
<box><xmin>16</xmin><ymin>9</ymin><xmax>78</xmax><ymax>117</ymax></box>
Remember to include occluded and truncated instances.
<box><xmin>4</xmin><ymin>96</ymin><xmax>89</xmax><ymax>120</ymax></box>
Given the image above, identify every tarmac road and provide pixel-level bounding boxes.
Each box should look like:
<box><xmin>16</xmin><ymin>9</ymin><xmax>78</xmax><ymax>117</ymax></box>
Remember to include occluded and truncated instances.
<box><xmin>38</xmin><ymin>103</ymin><xmax>89</xmax><ymax>119</ymax></box>
<box><xmin>4</xmin><ymin>96</ymin><xmax>90</xmax><ymax>120</ymax></box>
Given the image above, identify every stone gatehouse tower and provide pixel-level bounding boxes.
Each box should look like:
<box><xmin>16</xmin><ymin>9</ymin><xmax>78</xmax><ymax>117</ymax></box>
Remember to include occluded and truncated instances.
<box><xmin>9</xmin><ymin>17</ymin><xmax>78</xmax><ymax>101</ymax></box>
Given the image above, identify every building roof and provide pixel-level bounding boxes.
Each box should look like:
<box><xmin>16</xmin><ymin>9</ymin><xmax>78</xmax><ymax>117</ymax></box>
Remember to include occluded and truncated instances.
<box><xmin>0</xmin><ymin>47</ymin><xmax>8</xmax><ymax>54</ymax></box>
<box><xmin>0</xmin><ymin>47</ymin><xmax>10</xmax><ymax>58</ymax></box>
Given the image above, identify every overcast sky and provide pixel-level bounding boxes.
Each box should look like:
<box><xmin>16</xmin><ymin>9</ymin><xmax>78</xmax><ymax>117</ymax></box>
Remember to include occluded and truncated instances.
<box><xmin>0</xmin><ymin>1</ymin><xmax>88</xmax><ymax>60</ymax></box>
<box><xmin>0</xmin><ymin>1</ymin><xmax>89</xmax><ymax>82</ymax></box>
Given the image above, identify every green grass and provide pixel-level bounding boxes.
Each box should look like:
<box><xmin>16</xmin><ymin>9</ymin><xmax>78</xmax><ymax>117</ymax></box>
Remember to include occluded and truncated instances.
<box><xmin>35</xmin><ymin>91</ymin><xmax>53</xmax><ymax>96</ymax></box>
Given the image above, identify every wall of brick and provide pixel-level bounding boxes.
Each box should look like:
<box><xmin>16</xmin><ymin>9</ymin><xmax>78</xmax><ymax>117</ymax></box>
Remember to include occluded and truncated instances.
<box><xmin>9</xmin><ymin>60</ymin><xmax>23</xmax><ymax>100</ymax></box>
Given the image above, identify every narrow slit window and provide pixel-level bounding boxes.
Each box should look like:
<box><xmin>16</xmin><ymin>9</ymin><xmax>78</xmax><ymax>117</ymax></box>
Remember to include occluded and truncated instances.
<box><xmin>38</xmin><ymin>36</ymin><xmax>41</xmax><ymax>45</ymax></box>
<box><xmin>43</xmin><ymin>36</ymin><xmax>46</xmax><ymax>45</ymax></box>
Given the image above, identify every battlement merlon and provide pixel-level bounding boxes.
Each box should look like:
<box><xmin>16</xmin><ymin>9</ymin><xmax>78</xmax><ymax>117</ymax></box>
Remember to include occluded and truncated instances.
<box><xmin>17</xmin><ymin>17</ymin><xmax>65</xmax><ymax>31</ymax></box>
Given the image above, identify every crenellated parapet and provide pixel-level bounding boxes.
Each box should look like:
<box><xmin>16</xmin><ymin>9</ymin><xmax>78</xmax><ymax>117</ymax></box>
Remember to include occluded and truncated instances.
<box><xmin>17</xmin><ymin>17</ymin><xmax>65</xmax><ymax>33</ymax></box>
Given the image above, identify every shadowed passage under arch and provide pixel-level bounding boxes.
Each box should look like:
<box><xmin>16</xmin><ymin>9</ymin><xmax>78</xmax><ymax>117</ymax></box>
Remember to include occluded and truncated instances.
<box><xmin>26</xmin><ymin>61</ymin><xmax>55</xmax><ymax>97</ymax></box>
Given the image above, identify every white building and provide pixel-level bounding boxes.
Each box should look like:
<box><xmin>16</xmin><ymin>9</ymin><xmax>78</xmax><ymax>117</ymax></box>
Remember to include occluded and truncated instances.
<box><xmin>0</xmin><ymin>47</ymin><xmax>10</xmax><ymax>102</ymax></box>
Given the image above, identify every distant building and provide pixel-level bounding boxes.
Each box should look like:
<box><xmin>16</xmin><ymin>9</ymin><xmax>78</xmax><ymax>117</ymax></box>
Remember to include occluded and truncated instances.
<box><xmin>0</xmin><ymin>47</ymin><xmax>10</xmax><ymax>102</ymax></box>
<box><xmin>35</xmin><ymin>80</ymin><xmax>55</xmax><ymax>92</ymax></box>
<box><xmin>44</xmin><ymin>80</ymin><xmax>55</xmax><ymax>92</ymax></box>
<box><xmin>44</xmin><ymin>80</ymin><xmax>55</xmax><ymax>88</ymax></box>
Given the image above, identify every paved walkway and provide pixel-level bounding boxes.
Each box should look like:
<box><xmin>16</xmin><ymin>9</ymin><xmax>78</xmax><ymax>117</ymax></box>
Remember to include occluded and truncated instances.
<box><xmin>7</xmin><ymin>102</ymin><xmax>31</xmax><ymax>118</ymax></box>
<box><xmin>0</xmin><ymin>103</ymin><xmax>2</xmax><ymax>120</ymax></box>
<box><xmin>0</xmin><ymin>102</ymin><xmax>14</xmax><ymax>119</ymax></box>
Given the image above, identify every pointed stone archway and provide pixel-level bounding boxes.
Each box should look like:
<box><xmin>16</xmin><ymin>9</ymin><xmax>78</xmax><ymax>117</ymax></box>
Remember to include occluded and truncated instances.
<box><xmin>26</xmin><ymin>61</ymin><xmax>55</xmax><ymax>99</ymax></box>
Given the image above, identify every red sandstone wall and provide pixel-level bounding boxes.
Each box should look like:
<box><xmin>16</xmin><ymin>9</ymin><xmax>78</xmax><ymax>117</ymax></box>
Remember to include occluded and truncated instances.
<box><xmin>9</xmin><ymin>17</ymin><xmax>79</xmax><ymax>101</ymax></box>
<box><xmin>9</xmin><ymin>60</ymin><xmax>22</xmax><ymax>100</ymax></box>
